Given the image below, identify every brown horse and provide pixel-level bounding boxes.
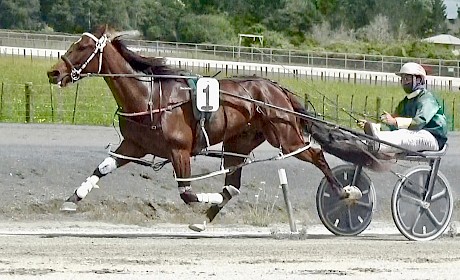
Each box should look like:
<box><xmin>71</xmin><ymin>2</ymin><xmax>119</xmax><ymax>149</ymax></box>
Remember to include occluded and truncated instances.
<box><xmin>47</xmin><ymin>25</ymin><xmax>382</xmax><ymax>225</ymax></box>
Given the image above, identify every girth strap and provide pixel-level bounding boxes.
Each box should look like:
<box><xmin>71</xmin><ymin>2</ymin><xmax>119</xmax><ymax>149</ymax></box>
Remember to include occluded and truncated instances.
<box><xmin>116</xmin><ymin>100</ymin><xmax>189</xmax><ymax>117</ymax></box>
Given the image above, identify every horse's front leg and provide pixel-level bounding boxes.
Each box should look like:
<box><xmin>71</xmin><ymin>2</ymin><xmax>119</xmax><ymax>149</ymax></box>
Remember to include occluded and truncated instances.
<box><xmin>61</xmin><ymin>140</ymin><xmax>145</xmax><ymax>211</ymax></box>
<box><xmin>172</xmin><ymin>148</ymin><xmax>237</xmax><ymax>223</ymax></box>
<box><xmin>171</xmin><ymin>149</ymin><xmax>221</xmax><ymax>205</ymax></box>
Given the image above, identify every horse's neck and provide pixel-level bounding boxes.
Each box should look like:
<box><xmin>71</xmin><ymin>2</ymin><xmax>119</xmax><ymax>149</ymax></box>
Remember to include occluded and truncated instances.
<box><xmin>102</xmin><ymin>47</ymin><xmax>150</xmax><ymax>112</ymax></box>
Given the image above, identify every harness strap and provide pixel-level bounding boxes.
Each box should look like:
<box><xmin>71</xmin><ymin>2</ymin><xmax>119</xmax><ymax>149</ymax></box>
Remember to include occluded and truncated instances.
<box><xmin>276</xmin><ymin>143</ymin><xmax>312</xmax><ymax>160</ymax></box>
<box><xmin>116</xmin><ymin>100</ymin><xmax>189</xmax><ymax>117</ymax></box>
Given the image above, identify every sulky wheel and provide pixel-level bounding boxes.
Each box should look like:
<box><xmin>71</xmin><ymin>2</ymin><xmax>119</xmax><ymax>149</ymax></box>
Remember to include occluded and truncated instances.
<box><xmin>391</xmin><ymin>165</ymin><xmax>453</xmax><ymax>241</ymax></box>
<box><xmin>316</xmin><ymin>164</ymin><xmax>376</xmax><ymax>236</ymax></box>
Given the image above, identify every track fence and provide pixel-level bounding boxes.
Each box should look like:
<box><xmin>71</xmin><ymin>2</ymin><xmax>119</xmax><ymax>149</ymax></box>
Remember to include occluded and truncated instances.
<box><xmin>0</xmin><ymin>79</ymin><xmax>456</xmax><ymax>131</ymax></box>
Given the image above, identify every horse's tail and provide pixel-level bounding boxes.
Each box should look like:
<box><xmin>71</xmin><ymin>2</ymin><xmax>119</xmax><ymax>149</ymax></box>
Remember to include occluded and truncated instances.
<box><xmin>281</xmin><ymin>87</ymin><xmax>386</xmax><ymax>172</ymax></box>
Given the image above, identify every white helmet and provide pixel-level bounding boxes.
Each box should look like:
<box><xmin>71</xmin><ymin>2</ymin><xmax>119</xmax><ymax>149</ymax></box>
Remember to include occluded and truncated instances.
<box><xmin>396</xmin><ymin>62</ymin><xmax>426</xmax><ymax>78</ymax></box>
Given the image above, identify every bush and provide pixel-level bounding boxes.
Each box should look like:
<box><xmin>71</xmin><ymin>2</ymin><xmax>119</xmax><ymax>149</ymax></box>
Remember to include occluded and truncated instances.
<box><xmin>177</xmin><ymin>14</ymin><xmax>236</xmax><ymax>44</ymax></box>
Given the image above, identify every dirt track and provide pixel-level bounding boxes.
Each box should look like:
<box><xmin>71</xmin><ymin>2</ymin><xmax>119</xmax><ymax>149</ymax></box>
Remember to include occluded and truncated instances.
<box><xmin>1</xmin><ymin>223</ymin><xmax>460</xmax><ymax>280</ymax></box>
<box><xmin>1</xmin><ymin>123</ymin><xmax>460</xmax><ymax>279</ymax></box>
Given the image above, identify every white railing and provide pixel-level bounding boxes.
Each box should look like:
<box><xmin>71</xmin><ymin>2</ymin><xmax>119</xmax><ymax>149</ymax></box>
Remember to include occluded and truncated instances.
<box><xmin>2</xmin><ymin>45</ymin><xmax>460</xmax><ymax>92</ymax></box>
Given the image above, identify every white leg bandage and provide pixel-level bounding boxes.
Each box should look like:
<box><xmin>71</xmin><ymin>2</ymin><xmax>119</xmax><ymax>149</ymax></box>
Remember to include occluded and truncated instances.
<box><xmin>76</xmin><ymin>175</ymin><xmax>100</xmax><ymax>199</ymax></box>
<box><xmin>195</xmin><ymin>185</ymin><xmax>240</xmax><ymax>204</ymax></box>
<box><xmin>196</xmin><ymin>193</ymin><xmax>224</xmax><ymax>204</ymax></box>
<box><xmin>98</xmin><ymin>157</ymin><xmax>117</xmax><ymax>175</ymax></box>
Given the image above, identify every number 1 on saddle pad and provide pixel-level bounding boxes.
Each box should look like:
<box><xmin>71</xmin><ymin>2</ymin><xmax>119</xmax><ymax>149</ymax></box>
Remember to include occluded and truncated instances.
<box><xmin>196</xmin><ymin>78</ymin><xmax>219</xmax><ymax>112</ymax></box>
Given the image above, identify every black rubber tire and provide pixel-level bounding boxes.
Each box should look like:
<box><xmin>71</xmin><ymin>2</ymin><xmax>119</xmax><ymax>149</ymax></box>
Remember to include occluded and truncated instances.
<box><xmin>391</xmin><ymin>166</ymin><xmax>453</xmax><ymax>241</ymax></box>
<box><xmin>316</xmin><ymin>164</ymin><xmax>376</xmax><ymax>236</ymax></box>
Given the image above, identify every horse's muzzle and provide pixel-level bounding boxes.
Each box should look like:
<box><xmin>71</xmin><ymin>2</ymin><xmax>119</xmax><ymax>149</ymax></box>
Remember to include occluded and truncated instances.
<box><xmin>47</xmin><ymin>70</ymin><xmax>61</xmax><ymax>84</ymax></box>
<box><xmin>47</xmin><ymin>68</ymin><xmax>71</xmax><ymax>87</ymax></box>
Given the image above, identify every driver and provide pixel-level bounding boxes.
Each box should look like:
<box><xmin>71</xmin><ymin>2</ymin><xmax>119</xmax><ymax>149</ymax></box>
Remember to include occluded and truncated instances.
<box><xmin>361</xmin><ymin>62</ymin><xmax>448</xmax><ymax>154</ymax></box>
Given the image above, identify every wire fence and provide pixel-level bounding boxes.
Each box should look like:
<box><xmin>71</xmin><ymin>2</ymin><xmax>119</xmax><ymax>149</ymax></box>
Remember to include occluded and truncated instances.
<box><xmin>0</xmin><ymin>78</ymin><xmax>456</xmax><ymax>131</ymax></box>
<box><xmin>0</xmin><ymin>81</ymin><xmax>116</xmax><ymax>125</ymax></box>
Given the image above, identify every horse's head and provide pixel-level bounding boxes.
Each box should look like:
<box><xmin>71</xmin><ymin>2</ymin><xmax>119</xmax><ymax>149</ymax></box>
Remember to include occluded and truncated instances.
<box><xmin>48</xmin><ymin>25</ymin><xmax>141</xmax><ymax>87</ymax></box>
<box><xmin>47</xmin><ymin>26</ymin><xmax>112</xmax><ymax>87</ymax></box>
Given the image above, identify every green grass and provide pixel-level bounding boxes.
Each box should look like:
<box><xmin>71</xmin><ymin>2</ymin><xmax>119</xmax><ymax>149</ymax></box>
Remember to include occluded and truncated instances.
<box><xmin>0</xmin><ymin>54</ymin><xmax>457</xmax><ymax>130</ymax></box>
<box><xmin>0</xmin><ymin>55</ymin><xmax>116</xmax><ymax>125</ymax></box>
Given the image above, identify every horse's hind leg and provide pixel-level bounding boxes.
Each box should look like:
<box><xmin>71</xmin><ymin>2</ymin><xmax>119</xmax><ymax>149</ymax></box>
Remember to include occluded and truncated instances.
<box><xmin>62</xmin><ymin>139</ymin><xmax>145</xmax><ymax>211</ymax></box>
<box><xmin>206</xmin><ymin>130</ymin><xmax>265</xmax><ymax>222</ymax></box>
<box><xmin>265</xmin><ymin>124</ymin><xmax>343</xmax><ymax>195</ymax></box>
<box><xmin>295</xmin><ymin>146</ymin><xmax>343</xmax><ymax>194</ymax></box>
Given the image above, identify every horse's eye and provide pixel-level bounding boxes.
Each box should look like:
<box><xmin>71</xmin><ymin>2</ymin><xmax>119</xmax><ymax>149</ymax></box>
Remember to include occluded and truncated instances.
<box><xmin>77</xmin><ymin>43</ymin><xmax>88</xmax><ymax>51</ymax></box>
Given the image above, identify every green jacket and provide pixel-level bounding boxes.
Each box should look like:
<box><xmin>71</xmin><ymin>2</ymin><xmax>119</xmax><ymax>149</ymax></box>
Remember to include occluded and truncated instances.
<box><xmin>389</xmin><ymin>89</ymin><xmax>448</xmax><ymax>148</ymax></box>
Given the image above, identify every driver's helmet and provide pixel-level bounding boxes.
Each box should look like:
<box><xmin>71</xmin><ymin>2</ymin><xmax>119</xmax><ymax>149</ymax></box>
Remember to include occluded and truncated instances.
<box><xmin>395</xmin><ymin>62</ymin><xmax>426</xmax><ymax>92</ymax></box>
<box><xmin>396</xmin><ymin>62</ymin><xmax>426</xmax><ymax>78</ymax></box>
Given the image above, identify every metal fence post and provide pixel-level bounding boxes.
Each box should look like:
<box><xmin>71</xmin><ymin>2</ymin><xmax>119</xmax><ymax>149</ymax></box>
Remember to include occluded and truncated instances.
<box><xmin>25</xmin><ymin>82</ymin><xmax>34</xmax><ymax>123</ymax></box>
<box><xmin>278</xmin><ymin>168</ymin><xmax>297</xmax><ymax>233</ymax></box>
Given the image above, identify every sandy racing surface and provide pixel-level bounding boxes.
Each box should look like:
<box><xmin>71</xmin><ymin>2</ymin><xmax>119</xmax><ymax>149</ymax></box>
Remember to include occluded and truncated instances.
<box><xmin>1</xmin><ymin>221</ymin><xmax>460</xmax><ymax>280</ymax></box>
<box><xmin>1</xmin><ymin>123</ymin><xmax>460</xmax><ymax>279</ymax></box>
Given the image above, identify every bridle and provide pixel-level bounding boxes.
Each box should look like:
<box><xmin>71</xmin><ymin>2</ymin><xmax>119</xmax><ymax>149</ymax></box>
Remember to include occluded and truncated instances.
<box><xmin>61</xmin><ymin>32</ymin><xmax>108</xmax><ymax>82</ymax></box>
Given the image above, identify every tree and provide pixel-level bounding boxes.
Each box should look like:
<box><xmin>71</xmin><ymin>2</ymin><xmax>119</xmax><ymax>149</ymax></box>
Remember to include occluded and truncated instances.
<box><xmin>374</xmin><ymin>0</ymin><xmax>405</xmax><ymax>36</ymax></box>
<box><xmin>427</xmin><ymin>0</ymin><xmax>448</xmax><ymax>34</ymax></box>
<box><xmin>87</xmin><ymin>0</ymin><xmax>132</xmax><ymax>30</ymax></box>
<box><xmin>0</xmin><ymin>0</ymin><xmax>42</xmax><ymax>30</ymax></box>
<box><xmin>267</xmin><ymin>0</ymin><xmax>321</xmax><ymax>45</ymax></box>
<box><xmin>177</xmin><ymin>14</ymin><xmax>235</xmax><ymax>44</ymax></box>
<box><xmin>182</xmin><ymin>0</ymin><xmax>219</xmax><ymax>14</ymax></box>
<box><xmin>40</xmin><ymin>0</ymin><xmax>140</xmax><ymax>33</ymax></box>
<box><xmin>137</xmin><ymin>0</ymin><xmax>186</xmax><ymax>41</ymax></box>
<box><xmin>359</xmin><ymin>15</ymin><xmax>393</xmax><ymax>44</ymax></box>
<box><xmin>40</xmin><ymin>0</ymin><xmax>75</xmax><ymax>32</ymax></box>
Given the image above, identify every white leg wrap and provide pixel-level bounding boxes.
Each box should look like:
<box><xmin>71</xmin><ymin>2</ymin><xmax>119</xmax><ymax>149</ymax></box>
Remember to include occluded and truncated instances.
<box><xmin>98</xmin><ymin>157</ymin><xmax>117</xmax><ymax>175</ymax></box>
<box><xmin>76</xmin><ymin>175</ymin><xmax>100</xmax><ymax>199</ymax></box>
<box><xmin>224</xmin><ymin>185</ymin><xmax>240</xmax><ymax>197</ymax></box>
<box><xmin>342</xmin><ymin>185</ymin><xmax>362</xmax><ymax>200</ymax></box>
<box><xmin>196</xmin><ymin>193</ymin><xmax>224</xmax><ymax>204</ymax></box>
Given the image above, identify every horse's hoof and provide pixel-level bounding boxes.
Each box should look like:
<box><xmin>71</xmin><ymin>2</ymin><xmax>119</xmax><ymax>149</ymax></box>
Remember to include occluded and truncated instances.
<box><xmin>188</xmin><ymin>221</ymin><xmax>206</xmax><ymax>232</ymax></box>
<box><xmin>60</xmin><ymin>201</ymin><xmax>77</xmax><ymax>212</ymax></box>
<box><xmin>206</xmin><ymin>204</ymin><xmax>222</xmax><ymax>222</ymax></box>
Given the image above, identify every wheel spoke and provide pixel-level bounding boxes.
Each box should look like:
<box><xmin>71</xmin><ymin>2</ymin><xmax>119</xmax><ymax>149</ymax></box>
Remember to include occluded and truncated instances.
<box><xmin>326</xmin><ymin>201</ymin><xmax>346</xmax><ymax>217</ymax></box>
<box><xmin>403</xmin><ymin>184</ymin><xmax>424</xmax><ymax>198</ymax></box>
<box><xmin>346</xmin><ymin>206</ymin><xmax>364</xmax><ymax>231</ymax></box>
<box><xmin>347</xmin><ymin>206</ymin><xmax>353</xmax><ymax>227</ymax></box>
<box><xmin>430</xmin><ymin>188</ymin><xmax>447</xmax><ymax>202</ymax></box>
<box><xmin>318</xmin><ymin>165</ymin><xmax>375</xmax><ymax>236</ymax></box>
<box><xmin>398</xmin><ymin>192</ymin><xmax>423</xmax><ymax>206</ymax></box>
<box><xmin>425</xmin><ymin>208</ymin><xmax>443</xmax><ymax>227</ymax></box>
<box><xmin>409</xmin><ymin>210</ymin><xmax>423</xmax><ymax>233</ymax></box>
<box><xmin>354</xmin><ymin>200</ymin><xmax>373</xmax><ymax>210</ymax></box>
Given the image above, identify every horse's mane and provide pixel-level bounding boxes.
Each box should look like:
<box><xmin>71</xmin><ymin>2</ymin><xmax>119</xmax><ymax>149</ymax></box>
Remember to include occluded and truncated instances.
<box><xmin>111</xmin><ymin>37</ymin><xmax>181</xmax><ymax>76</ymax></box>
